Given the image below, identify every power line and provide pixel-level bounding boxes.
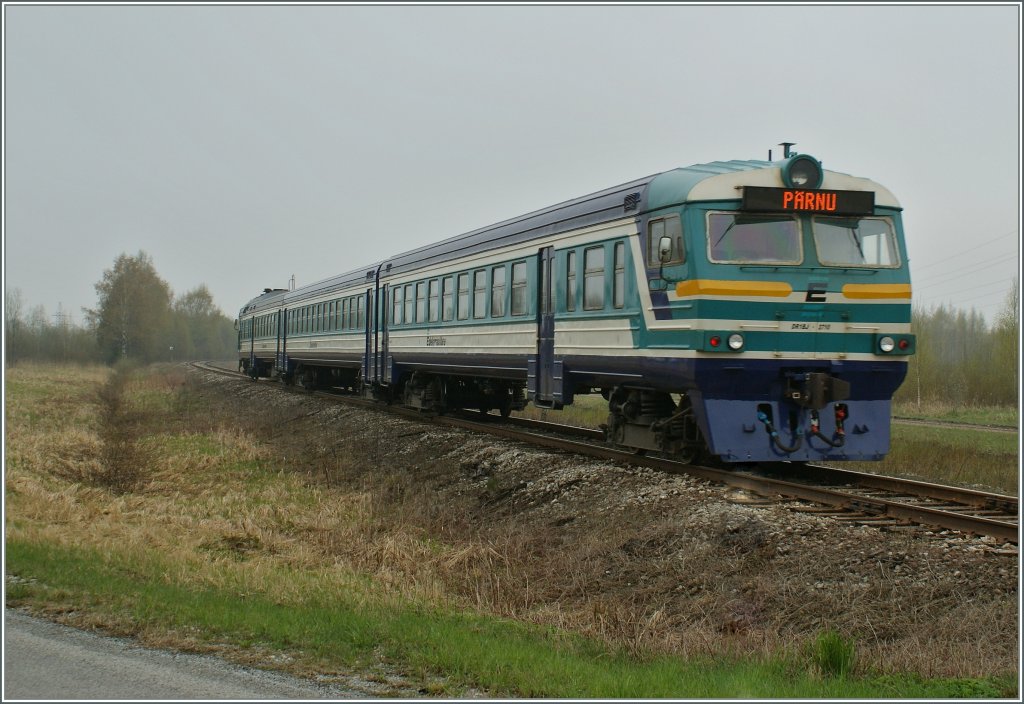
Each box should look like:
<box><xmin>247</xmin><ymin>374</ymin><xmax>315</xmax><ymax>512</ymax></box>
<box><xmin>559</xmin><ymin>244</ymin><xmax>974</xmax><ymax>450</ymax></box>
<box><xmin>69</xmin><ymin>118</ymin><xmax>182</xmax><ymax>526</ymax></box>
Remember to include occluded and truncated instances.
<box><xmin>910</xmin><ymin>228</ymin><xmax>1018</xmax><ymax>274</ymax></box>
<box><xmin>913</xmin><ymin>259</ymin><xmax>1015</xmax><ymax>290</ymax></box>
<box><xmin>917</xmin><ymin>277</ymin><xmax>1015</xmax><ymax>300</ymax></box>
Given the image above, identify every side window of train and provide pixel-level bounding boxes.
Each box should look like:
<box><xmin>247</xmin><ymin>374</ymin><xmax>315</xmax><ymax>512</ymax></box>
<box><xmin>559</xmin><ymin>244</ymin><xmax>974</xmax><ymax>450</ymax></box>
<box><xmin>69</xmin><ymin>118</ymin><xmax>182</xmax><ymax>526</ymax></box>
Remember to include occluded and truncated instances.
<box><xmin>392</xmin><ymin>287</ymin><xmax>403</xmax><ymax>325</ymax></box>
<box><xmin>442</xmin><ymin>276</ymin><xmax>454</xmax><ymax>322</ymax></box>
<box><xmin>647</xmin><ymin>215</ymin><xmax>684</xmax><ymax>266</ymax></box>
<box><xmin>511</xmin><ymin>262</ymin><xmax>528</xmax><ymax>316</ymax></box>
<box><xmin>566</xmin><ymin>250</ymin><xmax>577</xmax><ymax>312</ymax></box>
<box><xmin>415</xmin><ymin>282</ymin><xmax>427</xmax><ymax>323</ymax></box>
<box><xmin>457</xmin><ymin>273</ymin><xmax>469</xmax><ymax>320</ymax></box>
<box><xmin>404</xmin><ymin>284</ymin><xmax>414</xmax><ymax>325</ymax></box>
<box><xmin>584</xmin><ymin>246</ymin><xmax>605</xmax><ymax>310</ymax></box>
<box><xmin>491</xmin><ymin>265</ymin><xmax>506</xmax><ymax>318</ymax></box>
<box><xmin>473</xmin><ymin>269</ymin><xmax>487</xmax><ymax>319</ymax></box>
<box><xmin>613</xmin><ymin>242</ymin><xmax>625</xmax><ymax>308</ymax></box>
<box><xmin>428</xmin><ymin>279</ymin><xmax>440</xmax><ymax>323</ymax></box>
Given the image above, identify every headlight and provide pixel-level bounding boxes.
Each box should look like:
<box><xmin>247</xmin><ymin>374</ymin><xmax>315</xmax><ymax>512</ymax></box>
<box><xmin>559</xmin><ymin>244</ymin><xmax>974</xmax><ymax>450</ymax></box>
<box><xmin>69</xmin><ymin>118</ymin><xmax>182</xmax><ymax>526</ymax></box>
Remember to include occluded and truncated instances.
<box><xmin>878</xmin><ymin>336</ymin><xmax>896</xmax><ymax>353</ymax></box>
<box><xmin>783</xmin><ymin>154</ymin><xmax>823</xmax><ymax>189</ymax></box>
<box><xmin>727</xmin><ymin>333</ymin><xmax>745</xmax><ymax>350</ymax></box>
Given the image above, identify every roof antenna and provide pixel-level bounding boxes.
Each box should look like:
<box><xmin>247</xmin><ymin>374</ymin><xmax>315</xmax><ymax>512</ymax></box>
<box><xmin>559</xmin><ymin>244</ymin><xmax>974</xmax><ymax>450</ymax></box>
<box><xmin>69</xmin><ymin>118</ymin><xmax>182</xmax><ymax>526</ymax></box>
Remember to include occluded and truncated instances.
<box><xmin>779</xmin><ymin>142</ymin><xmax>796</xmax><ymax>159</ymax></box>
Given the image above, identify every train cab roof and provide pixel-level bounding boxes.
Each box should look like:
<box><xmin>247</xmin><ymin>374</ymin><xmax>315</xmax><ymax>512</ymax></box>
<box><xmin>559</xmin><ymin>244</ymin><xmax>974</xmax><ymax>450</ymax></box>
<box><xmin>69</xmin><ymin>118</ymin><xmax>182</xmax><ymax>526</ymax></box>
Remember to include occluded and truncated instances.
<box><xmin>645</xmin><ymin>157</ymin><xmax>900</xmax><ymax>211</ymax></box>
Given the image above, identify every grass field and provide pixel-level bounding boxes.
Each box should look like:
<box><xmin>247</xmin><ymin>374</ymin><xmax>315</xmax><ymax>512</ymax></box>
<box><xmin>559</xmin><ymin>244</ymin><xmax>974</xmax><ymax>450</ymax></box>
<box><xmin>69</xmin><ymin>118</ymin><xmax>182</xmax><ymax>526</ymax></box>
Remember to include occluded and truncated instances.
<box><xmin>4</xmin><ymin>362</ymin><xmax>1018</xmax><ymax>698</ymax></box>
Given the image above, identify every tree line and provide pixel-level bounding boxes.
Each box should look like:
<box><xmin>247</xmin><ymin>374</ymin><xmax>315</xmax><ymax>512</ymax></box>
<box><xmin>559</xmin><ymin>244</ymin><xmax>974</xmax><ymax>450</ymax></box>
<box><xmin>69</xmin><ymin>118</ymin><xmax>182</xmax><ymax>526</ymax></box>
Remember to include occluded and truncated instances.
<box><xmin>895</xmin><ymin>279</ymin><xmax>1018</xmax><ymax>408</ymax></box>
<box><xmin>5</xmin><ymin>251</ymin><xmax>237</xmax><ymax>366</ymax></box>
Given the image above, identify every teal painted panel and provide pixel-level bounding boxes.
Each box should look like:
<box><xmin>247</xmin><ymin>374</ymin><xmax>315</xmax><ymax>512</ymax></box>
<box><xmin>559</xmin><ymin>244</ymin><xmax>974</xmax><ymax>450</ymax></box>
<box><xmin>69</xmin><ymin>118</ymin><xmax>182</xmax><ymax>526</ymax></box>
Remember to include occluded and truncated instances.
<box><xmin>666</xmin><ymin>299</ymin><xmax>912</xmax><ymax>324</ymax></box>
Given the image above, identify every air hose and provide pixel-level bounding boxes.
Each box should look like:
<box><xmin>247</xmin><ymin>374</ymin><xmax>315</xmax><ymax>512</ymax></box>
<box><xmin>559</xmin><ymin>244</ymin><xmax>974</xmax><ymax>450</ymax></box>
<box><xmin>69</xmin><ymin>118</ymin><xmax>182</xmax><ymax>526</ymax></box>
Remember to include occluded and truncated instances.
<box><xmin>756</xmin><ymin>411</ymin><xmax>803</xmax><ymax>453</ymax></box>
<box><xmin>809</xmin><ymin>409</ymin><xmax>846</xmax><ymax>448</ymax></box>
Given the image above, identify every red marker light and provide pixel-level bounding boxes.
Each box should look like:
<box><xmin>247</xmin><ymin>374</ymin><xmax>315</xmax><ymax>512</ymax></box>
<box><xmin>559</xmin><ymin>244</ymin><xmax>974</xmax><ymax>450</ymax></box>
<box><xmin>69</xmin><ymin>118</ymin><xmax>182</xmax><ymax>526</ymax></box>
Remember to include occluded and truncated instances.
<box><xmin>710</xmin><ymin>336</ymin><xmax>721</xmax><ymax>348</ymax></box>
<box><xmin>898</xmin><ymin>339</ymin><xmax>910</xmax><ymax>350</ymax></box>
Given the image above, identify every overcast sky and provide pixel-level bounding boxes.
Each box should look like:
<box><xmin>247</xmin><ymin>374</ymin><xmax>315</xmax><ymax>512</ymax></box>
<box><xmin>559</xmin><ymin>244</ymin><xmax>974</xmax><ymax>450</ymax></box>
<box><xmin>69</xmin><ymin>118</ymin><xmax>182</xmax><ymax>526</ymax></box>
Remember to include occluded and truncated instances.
<box><xmin>3</xmin><ymin>3</ymin><xmax>1021</xmax><ymax>328</ymax></box>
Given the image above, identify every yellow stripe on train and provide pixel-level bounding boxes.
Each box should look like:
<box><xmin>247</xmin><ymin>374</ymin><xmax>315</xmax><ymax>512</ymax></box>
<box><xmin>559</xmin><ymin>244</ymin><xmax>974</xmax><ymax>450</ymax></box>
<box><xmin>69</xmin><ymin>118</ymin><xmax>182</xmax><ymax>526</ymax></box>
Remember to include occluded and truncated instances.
<box><xmin>841</xmin><ymin>284</ymin><xmax>912</xmax><ymax>300</ymax></box>
<box><xmin>674</xmin><ymin>280</ymin><xmax>793</xmax><ymax>297</ymax></box>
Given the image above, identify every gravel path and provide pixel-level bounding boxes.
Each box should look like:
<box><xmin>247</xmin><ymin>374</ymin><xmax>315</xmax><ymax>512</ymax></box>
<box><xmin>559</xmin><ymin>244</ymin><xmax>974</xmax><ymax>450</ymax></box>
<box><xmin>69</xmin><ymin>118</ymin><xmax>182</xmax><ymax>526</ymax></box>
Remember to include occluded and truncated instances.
<box><xmin>3</xmin><ymin>609</ymin><xmax>367</xmax><ymax>700</ymax></box>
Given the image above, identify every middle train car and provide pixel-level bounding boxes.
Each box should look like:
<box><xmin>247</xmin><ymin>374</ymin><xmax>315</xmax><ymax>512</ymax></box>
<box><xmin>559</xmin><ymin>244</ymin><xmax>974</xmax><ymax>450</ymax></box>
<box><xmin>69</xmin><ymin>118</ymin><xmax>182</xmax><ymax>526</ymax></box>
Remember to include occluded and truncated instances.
<box><xmin>237</xmin><ymin>150</ymin><xmax>914</xmax><ymax>464</ymax></box>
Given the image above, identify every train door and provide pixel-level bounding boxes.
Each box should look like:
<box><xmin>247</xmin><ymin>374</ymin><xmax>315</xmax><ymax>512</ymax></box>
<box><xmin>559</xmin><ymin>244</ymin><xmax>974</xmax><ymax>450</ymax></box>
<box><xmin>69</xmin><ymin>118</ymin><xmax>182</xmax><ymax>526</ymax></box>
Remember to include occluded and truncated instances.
<box><xmin>277</xmin><ymin>309</ymin><xmax>287</xmax><ymax>375</ymax></box>
<box><xmin>533</xmin><ymin>246</ymin><xmax>558</xmax><ymax>406</ymax></box>
<box><xmin>374</xmin><ymin>284</ymin><xmax>389</xmax><ymax>384</ymax></box>
<box><xmin>362</xmin><ymin>288</ymin><xmax>373</xmax><ymax>386</ymax></box>
<box><xmin>378</xmin><ymin>283</ymin><xmax>390</xmax><ymax>384</ymax></box>
<box><xmin>361</xmin><ymin>283</ymin><xmax>390</xmax><ymax>388</ymax></box>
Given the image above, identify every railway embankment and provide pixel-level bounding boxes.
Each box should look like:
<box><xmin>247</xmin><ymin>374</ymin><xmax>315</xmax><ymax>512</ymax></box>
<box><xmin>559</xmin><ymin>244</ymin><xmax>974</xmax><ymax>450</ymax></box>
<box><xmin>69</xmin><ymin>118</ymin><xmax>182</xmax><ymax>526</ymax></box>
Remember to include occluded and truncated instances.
<box><xmin>4</xmin><ymin>362</ymin><xmax>1018</xmax><ymax>698</ymax></box>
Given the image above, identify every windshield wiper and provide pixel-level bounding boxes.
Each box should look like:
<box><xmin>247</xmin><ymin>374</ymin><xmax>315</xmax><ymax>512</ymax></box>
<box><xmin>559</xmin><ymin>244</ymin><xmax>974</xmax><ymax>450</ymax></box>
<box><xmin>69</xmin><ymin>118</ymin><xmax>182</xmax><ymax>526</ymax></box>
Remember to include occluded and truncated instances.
<box><xmin>713</xmin><ymin>220</ymin><xmax>737</xmax><ymax>249</ymax></box>
<box><xmin>849</xmin><ymin>227</ymin><xmax>865</xmax><ymax>261</ymax></box>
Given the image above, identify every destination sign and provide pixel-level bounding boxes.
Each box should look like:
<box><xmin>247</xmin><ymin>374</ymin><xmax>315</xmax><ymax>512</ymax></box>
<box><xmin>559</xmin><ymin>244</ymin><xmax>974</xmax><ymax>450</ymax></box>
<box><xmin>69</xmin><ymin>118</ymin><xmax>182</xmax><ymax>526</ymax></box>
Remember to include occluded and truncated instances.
<box><xmin>742</xmin><ymin>186</ymin><xmax>875</xmax><ymax>215</ymax></box>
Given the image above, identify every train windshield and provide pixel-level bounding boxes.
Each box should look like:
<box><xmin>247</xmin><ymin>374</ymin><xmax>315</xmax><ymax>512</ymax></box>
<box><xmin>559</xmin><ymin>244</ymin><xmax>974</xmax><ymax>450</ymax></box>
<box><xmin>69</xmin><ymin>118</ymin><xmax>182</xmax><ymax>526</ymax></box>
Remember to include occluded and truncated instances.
<box><xmin>812</xmin><ymin>216</ymin><xmax>899</xmax><ymax>268</ymax></box>
<box><xmin>707</xmin><ymin>213</ymin><xmax>802</xmax><ymax>264</ymax></box>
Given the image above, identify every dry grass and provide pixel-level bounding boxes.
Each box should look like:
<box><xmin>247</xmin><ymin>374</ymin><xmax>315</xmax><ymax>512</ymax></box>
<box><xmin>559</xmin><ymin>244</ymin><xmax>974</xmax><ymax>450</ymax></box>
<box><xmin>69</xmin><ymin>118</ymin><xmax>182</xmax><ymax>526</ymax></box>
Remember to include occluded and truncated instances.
<box><xmin>4</xmin><ymin>363</ymin><xmax>1018</xmax><ymax>683</ymax></box>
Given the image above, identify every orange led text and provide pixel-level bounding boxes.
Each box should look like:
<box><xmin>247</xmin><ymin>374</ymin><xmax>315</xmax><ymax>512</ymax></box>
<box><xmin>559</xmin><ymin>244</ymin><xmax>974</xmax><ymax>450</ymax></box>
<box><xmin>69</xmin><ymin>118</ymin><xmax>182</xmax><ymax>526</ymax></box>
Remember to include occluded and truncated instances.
<box><xmin>781</xmin><ymin>190</ymin><xmax>837</xmax><ymax>212</ymax></box>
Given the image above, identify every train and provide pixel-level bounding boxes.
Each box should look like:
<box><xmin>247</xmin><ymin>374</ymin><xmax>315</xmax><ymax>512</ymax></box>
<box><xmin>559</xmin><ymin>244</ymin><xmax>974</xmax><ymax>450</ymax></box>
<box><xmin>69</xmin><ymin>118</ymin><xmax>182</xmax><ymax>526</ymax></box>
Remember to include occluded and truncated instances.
<box><xmin>237</xmin><ymin>145</ymin><xmax>914</xmax><ymax>464</ymax></box>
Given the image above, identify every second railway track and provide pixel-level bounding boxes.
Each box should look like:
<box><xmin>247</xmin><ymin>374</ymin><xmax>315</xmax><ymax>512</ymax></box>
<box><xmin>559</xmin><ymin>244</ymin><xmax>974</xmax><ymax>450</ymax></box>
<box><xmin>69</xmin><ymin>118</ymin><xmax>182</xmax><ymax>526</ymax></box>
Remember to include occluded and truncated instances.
<box><xmin>192</xmin><ymin>361</ymin><xmax>1019</xmax><ymax>548</ymax></box>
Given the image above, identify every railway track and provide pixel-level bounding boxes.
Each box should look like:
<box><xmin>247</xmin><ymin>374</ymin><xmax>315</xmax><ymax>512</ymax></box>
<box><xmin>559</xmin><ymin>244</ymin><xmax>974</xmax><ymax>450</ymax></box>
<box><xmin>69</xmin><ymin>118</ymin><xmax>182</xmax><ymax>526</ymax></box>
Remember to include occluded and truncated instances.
<box><xmin>892</xmin><ymin>416</ymin><xmax>1018</xmax><ymax>434</ymax></box>
<box><xmin>191</xmin><ymin>361</ymin><xmax>1019</xmax><ymax>548</ymax></box>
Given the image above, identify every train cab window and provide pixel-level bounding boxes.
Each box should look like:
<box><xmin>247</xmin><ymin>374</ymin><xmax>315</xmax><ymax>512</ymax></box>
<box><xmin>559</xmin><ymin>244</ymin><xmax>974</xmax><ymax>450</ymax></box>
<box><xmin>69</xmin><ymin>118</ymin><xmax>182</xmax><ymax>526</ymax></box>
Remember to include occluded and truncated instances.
<box><xmin>491</xmin><ymin>265</ymin><xmax>506</xmax><ymax>318</ymax></box>
<box><xmin>648</xmin><ymin>216</ymin><xmax>683</xmax><ymax>266</ymax></box>
<box><xmin>566</xmin><ymin>251</ymin><xmax>577</xmax><ymax>312</ymax></box>
<box><xmin>613</xmin><ymin>242</ymin><xmax>625</xmax><ymax>308</ymax></box>
<box><xmin>457</xmin><ymin>273</ymin><xmax>469</xmax><ymax>320</ymax></box>
<box><xmin>428</xmin><ymin>279</ymin><xmax>440</xmax><ymax>323</ymax></box>
<box><xmin>392</xmin><ymin>287</ymin><xmax>403</xmax><ymax>325</ymax></box>
<box><xmin>812</xmin><ymin>216</ymin><xmax>899</xmax><ymax>268</ymax></box>
<box><xmin>442</xmin><ymin>276</ymin><xmax>454</xmax><ymax>322</ymax></box>
<box><xmin>415</xmin><ymin>282</ymin><xmax>427</xmax><ymax>323</ymax></box>
<box><xmin>403</xmin><ymin>284</ymin><xmax>414</xmax><ymax>325</ymax></box>
<box><xmin>584</xmin><ymin>246</ymin><xmax>605</xmax><ymax>310</ymax></box>
<box><xmin>473</xmin><ymin>270</ymin><xmax>487</xmax><ymax>319</ymax></box>
<box><xmin>511</xmin><ymin>262</ymin><xmax>528</xmax><ymax>316</ymax></box>
<box><xmin>708</xmin><ymin>213</ymin><xmax>801</xmax><ymax>264</ymax></box>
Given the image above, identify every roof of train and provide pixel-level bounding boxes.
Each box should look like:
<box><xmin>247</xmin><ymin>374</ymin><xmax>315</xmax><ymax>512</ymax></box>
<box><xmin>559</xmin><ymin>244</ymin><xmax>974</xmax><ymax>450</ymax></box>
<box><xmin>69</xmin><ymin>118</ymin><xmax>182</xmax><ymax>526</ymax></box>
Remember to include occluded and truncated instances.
<box><xmin>240</xmin><ymin>157</ymin><xmax>896</xmax><ymax>314</ymax></box>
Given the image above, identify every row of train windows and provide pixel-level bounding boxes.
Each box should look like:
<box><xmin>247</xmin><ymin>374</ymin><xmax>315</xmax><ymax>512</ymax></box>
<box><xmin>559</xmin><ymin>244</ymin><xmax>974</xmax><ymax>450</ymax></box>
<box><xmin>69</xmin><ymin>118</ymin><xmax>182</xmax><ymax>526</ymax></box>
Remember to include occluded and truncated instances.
<box><xmin>390</xmin><ymin>242</ymin><xmax>627</xmax><ymax>325</ymax></box>
<box><xmin>243</xmin><ymin>241</ymin><xmax>629</xmax><ymax>338</ymax></box>
<box><xmin>243</xmin><ymin>296</ymin><xmax>367</xmax><ymax>339</ymax></box>
<box><xmin>390</xmin><ymin>261</ymin><xmax>526</xmax><ymax>325</ymax></box>
<box><xmin>286</xmin><ymin>297</ymin><xmax>365</xmax><ymax>336</ymax></box>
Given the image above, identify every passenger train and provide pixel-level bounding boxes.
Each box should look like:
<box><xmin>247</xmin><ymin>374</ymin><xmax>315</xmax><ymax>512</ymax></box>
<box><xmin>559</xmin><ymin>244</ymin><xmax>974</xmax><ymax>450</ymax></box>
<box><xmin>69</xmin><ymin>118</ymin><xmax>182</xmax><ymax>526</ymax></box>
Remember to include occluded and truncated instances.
<box><xmin>237</xmin><ymin>146</ymin><xmax>914</xmax><ymax>463</ymax></box>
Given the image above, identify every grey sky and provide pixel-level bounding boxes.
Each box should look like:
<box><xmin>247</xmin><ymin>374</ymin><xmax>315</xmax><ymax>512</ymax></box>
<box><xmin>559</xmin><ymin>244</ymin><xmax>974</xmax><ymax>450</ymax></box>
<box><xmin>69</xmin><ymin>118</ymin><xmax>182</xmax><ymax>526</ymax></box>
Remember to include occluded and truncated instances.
<box><xmin>3</xmin><ymin>4</ymin><xmax>1021</xmax><ymax>326</ymax></box>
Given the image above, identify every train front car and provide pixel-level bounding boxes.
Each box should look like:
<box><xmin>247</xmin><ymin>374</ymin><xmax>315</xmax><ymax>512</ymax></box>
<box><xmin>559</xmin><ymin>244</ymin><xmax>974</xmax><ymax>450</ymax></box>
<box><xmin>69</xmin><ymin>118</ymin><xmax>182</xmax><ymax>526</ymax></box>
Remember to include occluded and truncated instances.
<box><xmin>612</xmin><ymin>152</ymin><xmax>914</xmax><ymax>463</ymax></box>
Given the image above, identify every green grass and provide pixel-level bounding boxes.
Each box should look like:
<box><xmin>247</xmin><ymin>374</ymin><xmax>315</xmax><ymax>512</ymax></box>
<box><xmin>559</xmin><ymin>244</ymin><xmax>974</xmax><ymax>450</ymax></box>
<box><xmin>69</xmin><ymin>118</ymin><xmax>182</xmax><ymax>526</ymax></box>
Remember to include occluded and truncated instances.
<box><xmin>892</xmin><ymin>402</ymin><xmax>1018</xmax><ymax>427</ymax></box>
<box><xmin>851</xmin><ymin>424</ymin><xmax>1019</xmax><ymax>495</ymax></box>
<box><xmin>6</xmin><ymin>538</ymin><xmax>1014</xmax><ymax>699</ymax></box>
